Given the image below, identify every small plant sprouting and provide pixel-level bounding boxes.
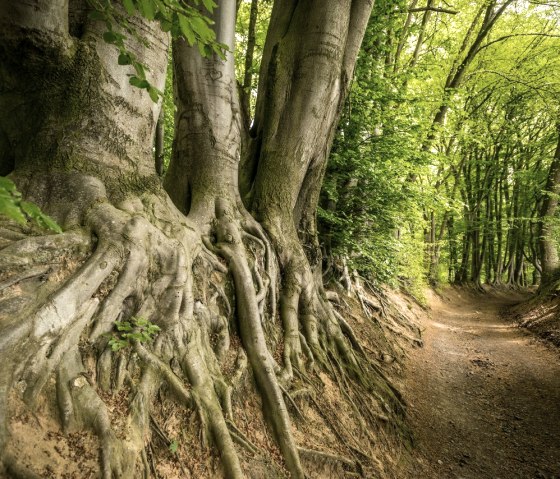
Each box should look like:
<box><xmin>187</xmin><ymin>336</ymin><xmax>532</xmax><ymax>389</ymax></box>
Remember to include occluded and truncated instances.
<box><xmin>106</xmin><ymin>316</ymin><xmax>161</xmax><ymax>351</ymax></box>
<box><xmin>169</xmin><ymin>439</ymin><xmax>179</xmax><ymax>455</ymax></box>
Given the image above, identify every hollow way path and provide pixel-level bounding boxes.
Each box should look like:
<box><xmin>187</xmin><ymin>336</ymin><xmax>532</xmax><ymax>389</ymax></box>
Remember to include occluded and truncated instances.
<box><xmin>400</xmin><ymin>289</ymin><xmax>560</xmax><ymax>479</ymax></box>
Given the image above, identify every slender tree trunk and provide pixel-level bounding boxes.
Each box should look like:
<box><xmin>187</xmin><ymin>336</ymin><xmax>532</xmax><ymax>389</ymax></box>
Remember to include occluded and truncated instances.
<box><xmin>239</xmin><ymin>0</ymin><xmax>259</xmax><ymax>126</ymax></box>
<box><xmin>538</xmin><ymin>123</ymin><xmax>560</xmax><ymax>287</ymax></box>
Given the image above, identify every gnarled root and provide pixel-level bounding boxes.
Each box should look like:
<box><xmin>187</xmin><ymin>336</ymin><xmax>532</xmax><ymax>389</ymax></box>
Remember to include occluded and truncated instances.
<box><xmin>0</xmin><ymin>175</ymin><xmax>245</xmax><ymax>477</ymax></box>
<box><xmin>206</xmin><ymin>199</ymin><xmax>304</xmax><ymax>479</ymax></box>
<box><xmin>0</xmin><ymin>173</ymin><xmax>413</xmax><ymax>478</ymax></box>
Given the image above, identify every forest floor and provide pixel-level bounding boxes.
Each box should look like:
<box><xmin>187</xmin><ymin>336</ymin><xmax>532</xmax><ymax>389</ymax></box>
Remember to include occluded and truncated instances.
<box><xmin>397</xmin><ymin>287</ymin><xmax>560</xmax><ymax>479</ymax></box>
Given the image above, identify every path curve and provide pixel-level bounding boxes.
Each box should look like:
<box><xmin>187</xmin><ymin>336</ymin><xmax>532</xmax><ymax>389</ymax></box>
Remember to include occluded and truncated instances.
<box><xmin>400</xmin><ymin>288</ymin><xmax>560</xmax><ymax>479</ymax></box>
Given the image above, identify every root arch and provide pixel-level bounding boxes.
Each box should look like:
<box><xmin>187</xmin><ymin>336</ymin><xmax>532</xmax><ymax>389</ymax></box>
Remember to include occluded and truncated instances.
<box><xmin>0</xmin><ymin>172</ymin><xmax>414</xmax><ymax>479</ymax></box>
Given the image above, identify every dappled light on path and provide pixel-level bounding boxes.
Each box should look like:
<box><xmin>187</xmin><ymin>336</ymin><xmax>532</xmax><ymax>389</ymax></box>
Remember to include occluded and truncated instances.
<box><xmin>399</xmin><ymin>288</ymin><xmax>560</xmax><ymax>479</ymax></box>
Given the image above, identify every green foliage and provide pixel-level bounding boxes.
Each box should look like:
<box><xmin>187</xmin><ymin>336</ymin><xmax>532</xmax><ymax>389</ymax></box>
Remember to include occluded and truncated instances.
<box><xmin>320</xmin><ymin>0</ymin><xmax>429</xmax><ymax>288</ymax></box>
<box><xmin>88</xmin><ymin>0</ymin><xmax>227</xmax><ymax>101</ymax></box>
<box><xmin>161</xmin><ymin>52</ymin><xmax>175</xmax><ymax>174</ymax></box>
<box><xmin>0</xmin><ymin>177</ymin><xmax>62</xmax><ymax>233</ymax></box>
<box><xmin>234</xmin><ymin>0</ymin><xmax>272</xmax><ymax>116</ymax></box>
<box><xmin>106</xmin><ymin>316</ymin><xmax>161</xmax><ymax>351</ymax></box>
<box><xmin>322</xmin><ymin>0</ymin><xmax>560</xmax><ymax>290</ymax></box>
<box><xmin>169</xmin><ymin>439</ymin><xmax>179</xmax><ymax>454</ymax></box>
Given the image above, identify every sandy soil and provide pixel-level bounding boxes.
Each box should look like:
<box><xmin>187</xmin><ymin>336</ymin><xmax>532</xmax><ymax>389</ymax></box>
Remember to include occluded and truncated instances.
<box><xmin>399</xmin><ymin>288</ymin><xmax>560</xmax><ymax>479</ymax></box>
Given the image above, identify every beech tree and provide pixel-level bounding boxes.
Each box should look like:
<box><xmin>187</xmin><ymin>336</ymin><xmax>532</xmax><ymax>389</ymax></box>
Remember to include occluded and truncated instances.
<box><xmin>0</xmin><ymin>1</ymin><xmax>408</xmax><ymax>478</ymax></box>
<box><xmin>537</xmin><ymin>123</ymin><xmax>560</xmax><ymax>288</ymax></box>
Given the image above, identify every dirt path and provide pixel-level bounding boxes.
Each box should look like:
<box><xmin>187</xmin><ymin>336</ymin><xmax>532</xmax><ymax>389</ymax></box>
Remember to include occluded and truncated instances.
<box><xmin>399</xmin><ymin>288</ymin><xmax>560</xmax><ymax>479</ymax></box>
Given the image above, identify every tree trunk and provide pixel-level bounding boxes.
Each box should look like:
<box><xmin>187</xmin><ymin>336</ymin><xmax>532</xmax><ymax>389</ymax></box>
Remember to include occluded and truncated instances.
<box><xmin>0</xmin><ymin>3</ymin><xmax>176</xmax><ymax>477</ymax></box>
<box><xmin>248</xmin><ymin>0</ymin><xmax>374</xmax><ymax>378</ymax></box>
<box><xmin>538</xmin><ymin>123</ymin><xmax>560</xmax><ymax>288</ymax></box>
<box><xmin>0</xmin><ymin>1</ymin><xmax>403</xmax><ymax>478</ymax></box>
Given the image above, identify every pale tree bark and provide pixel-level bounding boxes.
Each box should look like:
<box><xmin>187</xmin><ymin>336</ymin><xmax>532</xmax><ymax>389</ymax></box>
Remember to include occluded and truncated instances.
<box><xmin>246</xmin><ymin>0</ymin><xmax>374</xmax><ymax>381</ymax></box>
<box><xmin>538</xmin><ymin>123</ymin><xmax>560</xmax><ymax>288</ymax></box>
<box><xmin>0</xmin><ymin>2</ymin><xmax>185</xmax><ymax>478</ymax></box>
<box><xmin>164</xmin><ymin>1</ymin><xmax>302</xmax><ymax>475</ymax></box>
<box><xmin>0</xmin><ymin>1</ymin><xmax>403</xmax><ymax>478</ymax></box>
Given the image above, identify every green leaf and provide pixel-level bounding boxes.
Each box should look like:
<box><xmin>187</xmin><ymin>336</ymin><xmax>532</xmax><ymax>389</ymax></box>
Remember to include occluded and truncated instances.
<box><xmin>133</xmin><ymin>62</ymin><xmax>146</xmax><ymax>79</ymax></box>
<box><xmin>190</xmin><ymin>16</ymin><xmax>215</xmax><ymax>42</ymax></box>
<box><xmin>37</xmin><ymin>214</ymin><xmax>63</xmax><ymax>234</ymax></box>
<box><xmin>0</xmin><ymin>178</ymin><xmax>62</xmax><ymax>232</ymax></box>
<box><xmin>138</xmin><ymin>0</ymin><xmax>155</xmax><ymax>20</ymax></box>
<box><xmin>118</xmin><ymin>52</ymin><xmax>132</xmax><ymax>65</ymax></box>
<box><xmin>152</xmin><ymin>0</ymin><xmax>167</xmax><ymax>13</ymax></box>
<box><xmin>109</xmin><ymin>337</ymin><xmax>127</xmax><ymax>351</ymax></box>
<box><xmin>103</xmin><ymin>31</ymin><xmax>122</xmax><ymax>44</ymax></box>
<box><xmin>201</xmin><ymin>0</ymin><xmax>216</xmax><ymax>13</ymax></box>
<box><xmin>213</xmin><ymin>42</ymin><xmax>227</xmax><ymax>60</ymax></box>
<box><xmin>178</xmin><ymin>15</ymin><xmax>196</xmax><ymax>45</ymax></box>
<box><xmin>122</xmin><ymin>0</ymin><xmax>136</xmax><ymax>15</ymax></box>
<box><xmin>169</xmin><ymin>440</ymin><xmax>179</xmax><ymax>454</ymax></box>
<box><xmin>129</xmin><ymin>76</ymin><xmax>150</xmax><ymax>89</ymax></box>
<box><xmin>20</xmin><ymin>200</ymin><xmax>42</xmax><ymax>218</ymax></box>
<box><xmin>159</xmin><ymin>17</ymin><xmax>173</xmax><ymax>32</ymax></box>
<box><xmin>197</xmin><ymin>41</ymin><xmax>206</xmax><ymax>57</ymax></box>
<box><xmin>203</xmin><ymin>44</ymin><xmax>213</xmax><ymax>57</ymax></box>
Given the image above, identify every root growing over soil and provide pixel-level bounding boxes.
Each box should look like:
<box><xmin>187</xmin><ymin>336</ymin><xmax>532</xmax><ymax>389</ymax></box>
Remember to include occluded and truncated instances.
<box><xmin>0</xmin><ymin>172</ymin><xmax>420</xmax><ymax>478</ymax></box>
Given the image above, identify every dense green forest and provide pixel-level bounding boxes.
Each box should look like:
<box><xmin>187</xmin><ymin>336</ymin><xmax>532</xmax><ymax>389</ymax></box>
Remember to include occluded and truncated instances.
<box><xmin>0</xmin><ymin>0</ymin><xmax>559</xmax><ymax>477</ymax></box>
<box><xmin>324</xmin><ymin>0</ymin><xmax>560</xmax><ymax>291</ymax></box>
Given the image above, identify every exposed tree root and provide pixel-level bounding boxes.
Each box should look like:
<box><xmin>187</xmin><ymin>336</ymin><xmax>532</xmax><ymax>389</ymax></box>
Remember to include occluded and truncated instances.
<box><xmin>0</xmin><ymin>172</ymin><xmax>419</xmax><ymax>478</ymax></box>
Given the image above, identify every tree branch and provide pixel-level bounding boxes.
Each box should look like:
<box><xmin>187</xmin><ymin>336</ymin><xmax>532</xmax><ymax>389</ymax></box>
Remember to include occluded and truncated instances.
<box><xmin>408</xmin><ymin>6</ymin><xmax>458</xmax><ymax>14</ymax></box>
<box><xmin>476</xmin><ymin>32</ymin><xmax>560</xmax><ymax>53</ymax></box>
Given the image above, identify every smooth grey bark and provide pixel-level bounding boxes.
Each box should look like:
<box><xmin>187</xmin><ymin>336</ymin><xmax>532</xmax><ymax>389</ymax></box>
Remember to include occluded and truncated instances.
<box><xmin>246</xmin><ymin>0</ymin><xmax>374</xmax><ymax>374</ymax></box>
<box><xmin>0</xmin><ymin>1</ymin><xmax>399</xmax><ymax>477</ymax></box>
<box><xmin>165</xmin><ymin>0</ymin><xmax>242</xmax><ymax>221</ymax></box>
<box><xmin>164</xmin><ymin>2</ymin><xmax>303</xmax><ymax>476</ymax></box>
<box><xmin>0</xmin><ymin>3</ymin><xmax>203</xmax><ymax>478</ymax></box>
<box><xmin>0</xmin><ymin>0</ymin><xmax>166</xmax><ymax>184</ymax></box>
<box><xmin>165</xmin><ymin>1</ymin><xmax>393</xmax><ymax>476</ymax></box>
<box><xmin>538</xmin><ymin>123</ymin><xmax>560</xmax><ymax>287</ymax></box>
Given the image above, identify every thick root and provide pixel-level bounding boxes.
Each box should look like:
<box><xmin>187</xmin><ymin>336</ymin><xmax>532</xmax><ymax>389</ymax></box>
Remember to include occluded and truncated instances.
<box><xmin>0</xmin><ymin>174</ymin><xmax>415</xmax><ymax>478</ymax></box>
<box><xmin>209</xmin><ymin>200</ymin><xmax>305</xmax><ymax>479</ymax></box>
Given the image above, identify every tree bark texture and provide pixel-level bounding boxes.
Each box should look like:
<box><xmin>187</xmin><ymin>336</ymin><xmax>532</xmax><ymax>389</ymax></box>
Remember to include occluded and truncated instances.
<box><xmin>538</xmin><ymin>123</ymin><xmax>560</xmax><ymax>288</ymax></box>
<box><xmin>0</xmin><ymin>1</ymin><xmax>412</xmax><ymax>478</ymax></box>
